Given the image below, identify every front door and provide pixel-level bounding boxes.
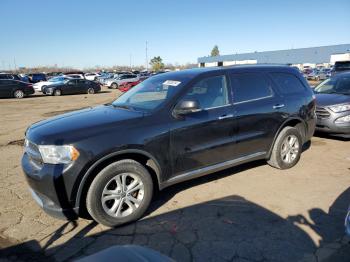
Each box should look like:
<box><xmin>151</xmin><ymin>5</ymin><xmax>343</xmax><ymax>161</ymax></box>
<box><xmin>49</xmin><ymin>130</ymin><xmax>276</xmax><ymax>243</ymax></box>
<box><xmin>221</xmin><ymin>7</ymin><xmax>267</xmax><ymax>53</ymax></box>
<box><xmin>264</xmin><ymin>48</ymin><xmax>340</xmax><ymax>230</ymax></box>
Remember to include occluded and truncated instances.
<box><xmin>170</xmin><ymin>74</ymin><xmax>236</xmax><ymax>177</ymax></box>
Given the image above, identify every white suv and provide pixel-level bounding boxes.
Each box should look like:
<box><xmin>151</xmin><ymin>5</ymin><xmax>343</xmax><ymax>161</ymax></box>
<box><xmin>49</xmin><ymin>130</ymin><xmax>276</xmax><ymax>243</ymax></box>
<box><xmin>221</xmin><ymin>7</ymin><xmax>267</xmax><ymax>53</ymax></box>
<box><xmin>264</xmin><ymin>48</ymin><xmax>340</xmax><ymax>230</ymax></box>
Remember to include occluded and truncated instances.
<box><xmin>105</xmin><ymin>74</ymin><xmax>139</xmax><ymax>89</ymax></box>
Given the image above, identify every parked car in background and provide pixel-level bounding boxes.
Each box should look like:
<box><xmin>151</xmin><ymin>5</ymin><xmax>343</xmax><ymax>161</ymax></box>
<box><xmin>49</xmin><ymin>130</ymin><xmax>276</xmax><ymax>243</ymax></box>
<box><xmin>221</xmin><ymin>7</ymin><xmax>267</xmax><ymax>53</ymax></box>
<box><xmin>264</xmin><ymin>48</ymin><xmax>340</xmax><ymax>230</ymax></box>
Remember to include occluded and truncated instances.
<box><xmin>331</xmin><ymin>61</ymin><xmax>350</xmax><ymax>76</ymax></box>
<box><xmin>85</xmin><ymin>73</ymin><xmax>100</xmax><ymax>81</ymax></box>
<box><xmin>97</xmin><ymin>73</ymin><xmax>114</xmax><ymax>85</ymax></box>
<box><xmin>65</xmin><ymin>74</ymin><xmax>84</xmax><ymax>79</ymax></box>
<box><xmin>19</xmin><ymin>74</ymin><xmax>30</xmax><ymax>83</ymax></box>
<box><xmin>22</xmin><ymin>65</ymin><xmax>316</xmax><ymax>226</ymax></box>
<box><xmin>105</xmin><ymin>74</ymin><xmax>139</xmax><ymax>89</ymax></box>
<box><xmin>118</xmin><ymin>80</ymin><xmax>141</xmax><ymax>92</ymax></box>
<box><xmin>33</xmin><ymin>76</ymin><xmax>70</xmax><ymax>92</ymax></box>
<box><xmin>0</xmin><ymin>73</ymin><xmax>21</xmax><ymax>81</ymax></box>
<box><xmin>43</xmin><ymin>79</ymin><xmax>101</xmax><ymax>96</ymax></box>
<box><xmin>307</xmin><ymin>69</ymin><xmax>328</xmax><ymax>81</ymax></box>
<box><xmin>46</xmin><ymin>72</ymin><xmax>63</xmax><ymax>79</ymax></box>
<box><xmin>0</xmin><ymin>79</ymin><xmax>34</xmax><ymax>98</ymax></box>
<box><xmin>314</xmin><ymin>72</ymin><xmax>350</xmax><ymax>138</ymax></box>
<box><xmin>28</xmin><ymin>73</ymin><xmax>47</xmax><ymax>83</ymax></box>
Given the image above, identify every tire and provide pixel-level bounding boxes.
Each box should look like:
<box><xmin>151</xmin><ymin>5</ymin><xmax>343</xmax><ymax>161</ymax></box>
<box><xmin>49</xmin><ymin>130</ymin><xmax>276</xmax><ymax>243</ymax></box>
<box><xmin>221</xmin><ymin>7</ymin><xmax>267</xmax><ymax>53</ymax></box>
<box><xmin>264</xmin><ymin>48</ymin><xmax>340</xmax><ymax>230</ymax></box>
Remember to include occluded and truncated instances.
<box><xmin>87</xmin><ymin>87</ymin><xmax>95</xmax><ymax>94</ymax></box>
<box><xmin>86</xmin><ymin>159</ymin><xmax>153</xmax><ymax>227</ymax></box>
<box><xmin>41</xmin><ymin>85</ymin><xmax>46</xmax><ymax>92</ymax></box>
<box><xmin>13</xmin><ymin>89</ymin><xmax>24</xmax><ymax>99</ymax></box>
<box><xmin>53</xmin><ymin>89</ymin><xmax>61</xmax><ymax>96</ymax></box>
<box><xmin>267</xmin><ymin>126</ymin><xmax>303</xmax><ymax>170</ymax></box>
<box><xmin>111</xmin><ymin>83</ymin><xmax>118</xmax><ymax>89</ymax></box>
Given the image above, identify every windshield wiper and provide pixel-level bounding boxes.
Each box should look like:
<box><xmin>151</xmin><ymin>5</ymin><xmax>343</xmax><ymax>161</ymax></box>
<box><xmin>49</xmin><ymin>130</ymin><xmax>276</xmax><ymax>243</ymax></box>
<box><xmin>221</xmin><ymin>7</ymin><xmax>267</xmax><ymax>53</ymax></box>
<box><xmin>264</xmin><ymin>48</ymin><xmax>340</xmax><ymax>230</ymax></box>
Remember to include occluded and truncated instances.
<box><xmin>111</xmin><ymin>104</ymin><xmax>136</xmax><ymax>111</ymax></box>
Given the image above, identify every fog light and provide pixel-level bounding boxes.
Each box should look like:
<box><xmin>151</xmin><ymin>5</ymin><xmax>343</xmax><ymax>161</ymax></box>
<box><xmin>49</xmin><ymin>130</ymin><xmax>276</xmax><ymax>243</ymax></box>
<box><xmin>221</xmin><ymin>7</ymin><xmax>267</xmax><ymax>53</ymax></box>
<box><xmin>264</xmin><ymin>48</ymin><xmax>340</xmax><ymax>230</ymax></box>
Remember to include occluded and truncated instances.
<box><xmin>335</xmin><ymin>115</ymin><xmax>350</xmax><ymax>124</ymax></box>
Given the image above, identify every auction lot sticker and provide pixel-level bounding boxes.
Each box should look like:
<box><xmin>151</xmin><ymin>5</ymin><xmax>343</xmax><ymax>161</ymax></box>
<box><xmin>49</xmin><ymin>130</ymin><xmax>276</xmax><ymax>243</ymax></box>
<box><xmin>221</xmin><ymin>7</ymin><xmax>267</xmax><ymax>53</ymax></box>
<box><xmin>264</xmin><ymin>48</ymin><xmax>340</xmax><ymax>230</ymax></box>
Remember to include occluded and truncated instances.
<box><xmin>163</xmin><ymin>80</ymin><xmax>181</xmax><ymax>86</ymax></box>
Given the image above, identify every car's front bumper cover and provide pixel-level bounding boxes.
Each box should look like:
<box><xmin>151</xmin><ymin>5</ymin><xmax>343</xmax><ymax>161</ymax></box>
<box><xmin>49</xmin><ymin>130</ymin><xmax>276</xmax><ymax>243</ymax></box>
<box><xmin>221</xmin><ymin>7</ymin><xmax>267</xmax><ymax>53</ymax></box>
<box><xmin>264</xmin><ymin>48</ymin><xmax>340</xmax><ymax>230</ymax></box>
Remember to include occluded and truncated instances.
<box><xmin>316</xmin><ymin>107</ymin><xmax>350</xmax><ymax>137</ymax></box>
<box><xmin>22</xmin><ymin>152</ymin><xmax>79</xmax><ymax>220</ymax></box>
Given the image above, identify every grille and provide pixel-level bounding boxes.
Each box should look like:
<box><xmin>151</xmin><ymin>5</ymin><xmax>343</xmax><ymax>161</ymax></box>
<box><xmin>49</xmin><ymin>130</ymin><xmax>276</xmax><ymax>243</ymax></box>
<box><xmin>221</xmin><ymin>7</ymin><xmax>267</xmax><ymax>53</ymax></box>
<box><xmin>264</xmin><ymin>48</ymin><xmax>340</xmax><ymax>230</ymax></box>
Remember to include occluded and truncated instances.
<box><xmin>25</xmin><ymin>139</ymin><xmax>43</xmax><ymax>168</ymax></box>
<box><xmin>316</xmin><ymin>107</ymin><xmax>331</xmax><ymax>119</ymax></box>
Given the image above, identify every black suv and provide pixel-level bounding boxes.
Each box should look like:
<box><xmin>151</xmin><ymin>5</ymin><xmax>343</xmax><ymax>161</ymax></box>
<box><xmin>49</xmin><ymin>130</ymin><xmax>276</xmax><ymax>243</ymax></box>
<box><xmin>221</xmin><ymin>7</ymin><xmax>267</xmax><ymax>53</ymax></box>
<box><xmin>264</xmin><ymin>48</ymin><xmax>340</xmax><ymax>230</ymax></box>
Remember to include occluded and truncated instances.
<box><xmin>22</xmin><ymin>66</ymin><xmax>316</xmax><ymax>227</ymax></box>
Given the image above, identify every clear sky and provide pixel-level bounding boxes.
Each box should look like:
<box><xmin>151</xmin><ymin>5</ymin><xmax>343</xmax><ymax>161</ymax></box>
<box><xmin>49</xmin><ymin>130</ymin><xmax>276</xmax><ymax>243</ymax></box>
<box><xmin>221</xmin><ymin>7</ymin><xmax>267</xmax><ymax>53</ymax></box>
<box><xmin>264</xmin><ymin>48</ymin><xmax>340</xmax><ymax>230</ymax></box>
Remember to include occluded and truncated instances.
<box><xmin>1</xmin><ymin>0</ymin><xmax>349</xmax><ymax>69</ymax></box>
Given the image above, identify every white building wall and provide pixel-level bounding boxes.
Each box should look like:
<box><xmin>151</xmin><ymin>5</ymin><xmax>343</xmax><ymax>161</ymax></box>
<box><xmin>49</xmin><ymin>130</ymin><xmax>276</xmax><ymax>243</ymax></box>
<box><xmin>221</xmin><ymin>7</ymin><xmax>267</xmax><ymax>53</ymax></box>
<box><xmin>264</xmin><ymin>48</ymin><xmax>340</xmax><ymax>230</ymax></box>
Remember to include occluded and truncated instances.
<box><xmin>330</xmin><ymin>53</ymin><xmax>350</xmax><ymax>64</ymax></box>
<box><xmin>204</xmin><ymin>62</ymin><xmax>217</xmax><ymax>67</ymax></box>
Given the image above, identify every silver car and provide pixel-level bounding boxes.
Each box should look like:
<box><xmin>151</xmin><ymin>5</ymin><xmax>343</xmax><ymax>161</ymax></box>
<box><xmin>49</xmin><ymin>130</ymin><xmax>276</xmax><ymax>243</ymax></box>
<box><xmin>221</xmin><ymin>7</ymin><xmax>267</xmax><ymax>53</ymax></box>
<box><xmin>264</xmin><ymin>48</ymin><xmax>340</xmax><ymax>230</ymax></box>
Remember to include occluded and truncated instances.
<box><xmin>314</xmin><ymin>72</ymin><xmax>350</xmax><ymax>138</ymax></box>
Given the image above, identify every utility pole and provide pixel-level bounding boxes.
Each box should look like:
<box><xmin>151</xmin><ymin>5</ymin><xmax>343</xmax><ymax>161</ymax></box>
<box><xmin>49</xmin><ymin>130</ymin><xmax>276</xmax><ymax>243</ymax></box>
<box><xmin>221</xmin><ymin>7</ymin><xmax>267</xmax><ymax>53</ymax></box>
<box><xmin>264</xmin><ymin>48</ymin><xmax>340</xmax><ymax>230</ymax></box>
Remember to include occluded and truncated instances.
<box><xmin>129</xmin><ymin>54</ymin><xmax>132</xmax><ymax>70</ymax></box>
<box><xmin>13</xmin><ymin>57</ymin><xmax>17</xmax><ymax>71</ymax></box>
<box><xmin>145</xmin><ymin>41</ymin><xmax>148</xmax><ymax>71</ymax></box>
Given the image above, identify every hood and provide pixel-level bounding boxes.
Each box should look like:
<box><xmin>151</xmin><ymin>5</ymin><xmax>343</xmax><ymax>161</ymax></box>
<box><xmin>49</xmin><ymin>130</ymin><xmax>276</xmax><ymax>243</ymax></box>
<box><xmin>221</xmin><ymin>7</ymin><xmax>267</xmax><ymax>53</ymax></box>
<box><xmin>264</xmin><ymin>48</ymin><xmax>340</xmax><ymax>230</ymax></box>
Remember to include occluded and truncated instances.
<box><xmin>27</xmin><ymin>105</ymin><xmax>144</xmax><ymax>145</ymax></box>
<box><xmin>315</xmin><ymin>93</ymin><xmax>350</xmax><ymax>107</ymax></box>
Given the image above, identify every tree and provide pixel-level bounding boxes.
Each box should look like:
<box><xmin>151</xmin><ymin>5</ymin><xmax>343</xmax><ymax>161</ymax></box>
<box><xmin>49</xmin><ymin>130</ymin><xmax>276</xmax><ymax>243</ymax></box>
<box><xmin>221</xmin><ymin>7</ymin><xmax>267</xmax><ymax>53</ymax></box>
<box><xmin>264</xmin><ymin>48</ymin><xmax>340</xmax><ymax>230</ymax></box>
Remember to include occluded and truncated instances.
<box><xmin>211</xmin><ymin>45</ymin><xmax>220</xmax><ymax>57</ymax></box>
<box><xmin>150</xmin><ymin>56</ymin><xmax>165</xmax><ymax>71</ymax></box>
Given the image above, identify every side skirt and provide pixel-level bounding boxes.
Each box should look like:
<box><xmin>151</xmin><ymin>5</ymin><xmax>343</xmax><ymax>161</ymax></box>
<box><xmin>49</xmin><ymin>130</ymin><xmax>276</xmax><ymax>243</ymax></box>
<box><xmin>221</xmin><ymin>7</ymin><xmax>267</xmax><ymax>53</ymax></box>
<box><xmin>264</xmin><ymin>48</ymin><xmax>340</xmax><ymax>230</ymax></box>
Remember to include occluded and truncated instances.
<box><xmin>160</xmin><ymin>151</ymin><xmax>266</xmax><ymax>190</ymax></box>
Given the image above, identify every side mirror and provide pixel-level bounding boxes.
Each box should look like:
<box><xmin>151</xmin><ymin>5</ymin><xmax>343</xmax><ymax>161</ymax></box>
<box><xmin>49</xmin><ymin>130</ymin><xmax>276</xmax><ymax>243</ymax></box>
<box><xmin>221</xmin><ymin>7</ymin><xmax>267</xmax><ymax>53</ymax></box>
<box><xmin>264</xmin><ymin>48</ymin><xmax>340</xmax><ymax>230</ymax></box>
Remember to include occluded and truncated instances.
<box><xmin>173</xmin><ymin>100</ymin><xmax>201</xmax><ymax>116</ymax></box>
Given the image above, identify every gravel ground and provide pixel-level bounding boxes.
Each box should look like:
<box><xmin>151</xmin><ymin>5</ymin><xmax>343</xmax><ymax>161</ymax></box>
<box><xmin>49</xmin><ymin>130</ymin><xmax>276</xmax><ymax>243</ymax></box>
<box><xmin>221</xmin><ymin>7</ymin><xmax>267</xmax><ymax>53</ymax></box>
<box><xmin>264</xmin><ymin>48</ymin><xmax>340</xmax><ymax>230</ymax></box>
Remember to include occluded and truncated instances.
<box><xmin>0</xmin><ymin>86</ymin><xmax>349</xmax><ymax>261</ymax></box>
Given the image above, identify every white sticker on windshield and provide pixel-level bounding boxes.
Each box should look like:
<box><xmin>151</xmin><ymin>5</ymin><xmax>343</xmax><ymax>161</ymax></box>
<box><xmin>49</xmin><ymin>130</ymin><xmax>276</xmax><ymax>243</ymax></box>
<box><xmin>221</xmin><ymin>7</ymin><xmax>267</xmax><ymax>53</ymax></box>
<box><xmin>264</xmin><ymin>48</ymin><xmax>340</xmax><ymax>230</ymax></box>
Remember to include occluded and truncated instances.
<box><xmin>163</xmin><ymin>80</ymin><xmax>181</xmax><ymax>86</ymax></box>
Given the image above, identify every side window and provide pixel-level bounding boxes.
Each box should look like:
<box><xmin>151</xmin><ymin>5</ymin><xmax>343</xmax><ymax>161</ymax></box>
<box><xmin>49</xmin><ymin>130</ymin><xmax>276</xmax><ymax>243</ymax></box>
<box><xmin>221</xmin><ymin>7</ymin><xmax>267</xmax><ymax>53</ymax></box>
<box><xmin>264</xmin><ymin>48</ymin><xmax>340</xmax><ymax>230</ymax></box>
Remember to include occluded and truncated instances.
<box><xmin>230</xmin><ymin>73</ymin><xmax>273</xmax><ymax>103</ymax></box>
<box><xmin>183</xmin><ymin>75</ymin><xmax>229</xmax><ymax>109</ymax></box>
<box><xmin>270</xmin><ymin>73</ymin><xmax>306</xmax><ymax>94</ymax></box>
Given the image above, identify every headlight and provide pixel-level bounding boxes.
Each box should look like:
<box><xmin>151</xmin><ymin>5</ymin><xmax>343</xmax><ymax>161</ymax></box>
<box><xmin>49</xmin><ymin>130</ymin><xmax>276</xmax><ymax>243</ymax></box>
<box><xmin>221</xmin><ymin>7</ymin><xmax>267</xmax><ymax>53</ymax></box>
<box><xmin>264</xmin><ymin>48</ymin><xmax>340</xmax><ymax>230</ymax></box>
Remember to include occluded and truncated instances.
<box><xmin>335</xmin><ymin>115</ymin><xmax>350</xmax><ymax>124</ymax></box>
<box><xmin>38</xmin><ymin>145</ymin><xmax>79</xmax><ymax>164</ymax></box>
<box><xmin>329</xmin><ymin>104</ymin><xmax>350</xmax><ymax>113</ymax></box>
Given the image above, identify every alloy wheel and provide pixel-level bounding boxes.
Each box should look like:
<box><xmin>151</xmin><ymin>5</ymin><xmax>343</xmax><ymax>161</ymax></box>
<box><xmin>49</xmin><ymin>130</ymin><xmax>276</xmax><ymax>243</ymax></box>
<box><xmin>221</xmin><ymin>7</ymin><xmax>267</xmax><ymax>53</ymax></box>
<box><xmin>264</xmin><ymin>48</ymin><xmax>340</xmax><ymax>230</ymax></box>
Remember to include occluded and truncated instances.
<box><xmin>101</xmin><ymin>173</ymin><xmax>144</xmax><ymax>218</ymax></box>
<box><xmin>280</xmin><ymin>135</ymin><xmax>299</xmax><ymax>164</ymax></box>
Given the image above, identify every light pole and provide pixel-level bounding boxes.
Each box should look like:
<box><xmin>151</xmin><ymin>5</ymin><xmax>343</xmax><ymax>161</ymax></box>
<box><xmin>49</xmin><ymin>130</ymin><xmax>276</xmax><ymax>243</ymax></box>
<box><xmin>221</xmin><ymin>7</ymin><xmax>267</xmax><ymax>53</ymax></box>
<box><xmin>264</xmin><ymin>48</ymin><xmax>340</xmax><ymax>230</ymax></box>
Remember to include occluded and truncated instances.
<box><xmin>146</xmin><ymin>41</ymin><xmax>148</xmax><ymax>71</ymax></box>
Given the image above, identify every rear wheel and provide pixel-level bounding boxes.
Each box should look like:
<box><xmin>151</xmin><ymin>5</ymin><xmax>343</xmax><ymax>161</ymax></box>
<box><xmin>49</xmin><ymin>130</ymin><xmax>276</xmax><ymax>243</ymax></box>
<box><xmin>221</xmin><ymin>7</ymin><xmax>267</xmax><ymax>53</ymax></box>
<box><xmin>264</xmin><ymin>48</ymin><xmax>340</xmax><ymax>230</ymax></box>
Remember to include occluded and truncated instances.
<box><xmin>13</xmin><ymin>89</ymin><xmax>24</xmax><ymax>99</ymax></box>
<box><xmin>86</xmin><ymin>159</ymin><xmax>153</xmax><ymax>227</ymax></box>
<box><xmin>87</xmin><ymin>87</ymin><xmax>95</xmax><ymax>94</ymax></box>
<box><xmin>267</xmin><ymin>126</ymin><xmax>302</xmax><ymax>169</ymax></box>
<box><xmin>53</xmin><ymin>89</ymin><xmax>61</xmax><ymax>96</ymax></box>
<box><xmin>111</xmin><ymin>83</ymin><xmax>118</xmax><ymax>89</ymax></box>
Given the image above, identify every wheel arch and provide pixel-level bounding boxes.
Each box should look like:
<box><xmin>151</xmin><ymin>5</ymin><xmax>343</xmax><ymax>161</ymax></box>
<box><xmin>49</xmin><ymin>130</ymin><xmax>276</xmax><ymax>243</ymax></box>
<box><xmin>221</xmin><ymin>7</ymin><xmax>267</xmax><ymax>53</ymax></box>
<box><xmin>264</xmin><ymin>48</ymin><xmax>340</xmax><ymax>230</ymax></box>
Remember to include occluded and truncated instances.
<box><xmin>75</xmin><ymin>149</ymin><xmax>162</xmax><ymax>215</ymax></box>
<box><xmin>267</xmin><ymin>117</ymin><xmax>307</xmax><ymax>158</ymax></box>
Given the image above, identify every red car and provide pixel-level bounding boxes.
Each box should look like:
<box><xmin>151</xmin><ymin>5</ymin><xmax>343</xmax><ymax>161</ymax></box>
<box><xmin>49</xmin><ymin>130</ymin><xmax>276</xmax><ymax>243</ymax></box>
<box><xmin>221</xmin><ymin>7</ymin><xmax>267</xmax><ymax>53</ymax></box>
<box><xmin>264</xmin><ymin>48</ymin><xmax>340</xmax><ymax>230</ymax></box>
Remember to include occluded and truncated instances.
<box><xmin>118</xmin><ymin>80</ymin><xmax>141</xmax><ymax>92</ymax></box>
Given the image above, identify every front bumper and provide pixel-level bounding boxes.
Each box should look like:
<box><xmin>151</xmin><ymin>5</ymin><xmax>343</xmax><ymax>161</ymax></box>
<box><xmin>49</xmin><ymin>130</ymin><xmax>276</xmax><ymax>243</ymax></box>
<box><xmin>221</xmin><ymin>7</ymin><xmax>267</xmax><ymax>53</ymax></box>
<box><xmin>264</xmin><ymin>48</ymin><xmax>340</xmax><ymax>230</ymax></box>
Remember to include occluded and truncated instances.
<box><xmin>21</xmin><ymin>152</ymin><xmax>79</xmax><ymax>220</ymax></box>
<box><xmin>316</xmin><ymin>107</ymin><xmax>350</xmax><ymax>137</ymax></box>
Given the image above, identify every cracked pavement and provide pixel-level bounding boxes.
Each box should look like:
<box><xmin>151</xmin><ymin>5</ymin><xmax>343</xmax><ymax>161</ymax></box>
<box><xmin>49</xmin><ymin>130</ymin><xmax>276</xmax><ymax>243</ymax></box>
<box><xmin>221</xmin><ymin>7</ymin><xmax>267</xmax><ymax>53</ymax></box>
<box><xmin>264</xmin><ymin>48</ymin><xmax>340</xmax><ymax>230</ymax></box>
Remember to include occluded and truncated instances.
<box><xmin>0</xmin><ymin>88</ymin><xmax>349</xmax><ymax>261</ymax></box>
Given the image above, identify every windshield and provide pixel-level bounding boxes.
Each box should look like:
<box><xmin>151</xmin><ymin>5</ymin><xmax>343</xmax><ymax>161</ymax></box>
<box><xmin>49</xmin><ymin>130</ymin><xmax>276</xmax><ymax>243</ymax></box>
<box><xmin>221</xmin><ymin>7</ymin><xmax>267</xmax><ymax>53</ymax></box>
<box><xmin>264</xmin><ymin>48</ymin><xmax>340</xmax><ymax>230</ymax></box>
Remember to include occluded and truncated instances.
<box><xmin>314</xmin><ymin>76</ymin><xmax>350</xmax><ymax>95</ymax></box>
<box><xmin>112</xmin><ymin>74</ymin><xmax>186</xmax><ymax>111</ymax></box>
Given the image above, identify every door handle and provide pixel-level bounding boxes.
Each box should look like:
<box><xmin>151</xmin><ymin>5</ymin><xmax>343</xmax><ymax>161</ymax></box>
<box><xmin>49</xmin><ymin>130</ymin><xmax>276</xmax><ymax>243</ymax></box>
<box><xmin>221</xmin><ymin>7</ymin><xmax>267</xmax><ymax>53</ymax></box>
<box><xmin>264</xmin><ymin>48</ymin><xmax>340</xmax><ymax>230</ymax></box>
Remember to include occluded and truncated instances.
<box><xmin>218</xmin><ymin>114</ymin><xmax>234</xmax><ymax>120</ymax></box>
<box><xmin>273</xmin><ymin>104</ymin><xmax>285</xmax><ymax>109</ymax></box>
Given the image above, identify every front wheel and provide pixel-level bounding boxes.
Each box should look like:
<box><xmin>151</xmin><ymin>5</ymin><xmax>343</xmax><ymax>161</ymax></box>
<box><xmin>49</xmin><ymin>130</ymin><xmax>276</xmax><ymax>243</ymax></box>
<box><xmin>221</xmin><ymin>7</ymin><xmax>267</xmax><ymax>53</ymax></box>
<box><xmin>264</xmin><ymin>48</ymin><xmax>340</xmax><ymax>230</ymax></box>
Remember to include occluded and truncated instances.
<box><xmin>86</xmin><ymin>159</ymin><xmax>153</xmax><ymax>227</ymax></box>
<box><xmin>111</xmin><ymin>83</ymin><xmax>118</xmax><ymax>89</ymax></box>
<box><xmin>267</xmin><ymin>126</ymin><xmax>302</xmax><ymax>169</ymax></box>
<box><xmin>53</xmin><ymin>89</ymin><xmax>61</xmax><ymax>96</ymax></box>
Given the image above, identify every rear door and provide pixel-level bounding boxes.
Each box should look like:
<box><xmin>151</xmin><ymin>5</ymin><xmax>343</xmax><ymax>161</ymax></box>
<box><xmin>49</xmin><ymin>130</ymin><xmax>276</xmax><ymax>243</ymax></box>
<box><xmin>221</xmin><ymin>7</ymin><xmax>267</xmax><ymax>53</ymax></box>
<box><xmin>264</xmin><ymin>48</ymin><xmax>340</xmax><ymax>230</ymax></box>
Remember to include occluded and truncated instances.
<box><xmin>170</xmin><ymin>74</ymin><xmax>237</xmax><ymax>176</ymax></box>
<box><xmin>229</xmin><ymin>71</ymin><xmax>286</xmax><ymax>158</ymax></box>
<box><xmin>76</xmin><ymin>79</ymin><xmax>89</xmax><ymax>93</ymax></box>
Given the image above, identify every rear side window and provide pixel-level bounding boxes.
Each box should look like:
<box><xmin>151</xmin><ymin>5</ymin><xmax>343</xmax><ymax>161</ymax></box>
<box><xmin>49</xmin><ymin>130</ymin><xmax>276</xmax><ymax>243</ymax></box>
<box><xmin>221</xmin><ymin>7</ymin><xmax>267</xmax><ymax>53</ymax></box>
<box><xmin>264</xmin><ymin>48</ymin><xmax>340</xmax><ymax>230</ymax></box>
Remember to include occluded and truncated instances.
<box><xmin>270</xmin><ymin>73</ymin><xmax>306</xmax><ymax>94</ymax></box>
<box><xmin>0</xmin><ymin>74</ymin><xmax>9</xmax><ymax>80</ymax></box>
<box><xmin>230</xmin><ymin>73</ymin><xmax>273</xmax><ymax>103</ymax></box>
